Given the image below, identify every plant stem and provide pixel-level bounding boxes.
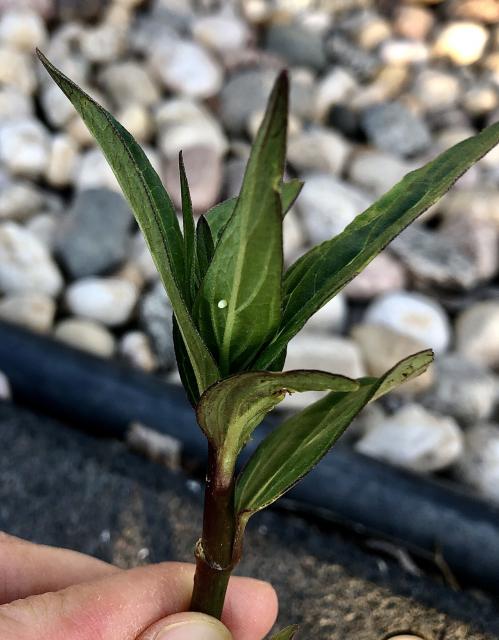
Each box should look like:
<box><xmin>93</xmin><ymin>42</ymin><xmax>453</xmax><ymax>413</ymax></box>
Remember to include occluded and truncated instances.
<box><xmin>190</xmin><ymin>444</ymin><xmax>238</xmax><ymax>619</ymax></box>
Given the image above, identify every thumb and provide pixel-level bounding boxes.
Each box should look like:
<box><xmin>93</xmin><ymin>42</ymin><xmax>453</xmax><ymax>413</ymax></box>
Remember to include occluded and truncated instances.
<box><xmin>139</xmin><ymin>612</ymin><xmax>232</xmax><ymax>640</ymax></box>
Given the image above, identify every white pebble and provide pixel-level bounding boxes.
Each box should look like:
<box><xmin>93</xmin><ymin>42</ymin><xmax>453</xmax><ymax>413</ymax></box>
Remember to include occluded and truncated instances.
<box><xmin>365</xmin><ymin>292</ymin><xmax>450</xmax><ymax>355</ymax></box>
<box><xmin>0</xmin><ymin>222</ymin><xmax>63</xmax><ymax>296</ymax></box>
<box><xmin>0</xmin><ymin>119</ymin><xmax>50</xmax><ymax>178</ymax></box>
<box><xmin>356</xmin><ymin>404</ymin><xmax>463</xmax><ymax>473</ymax></box>
<box><xmin>65</xmin><ymin>277</ymin><xmax>139</xmax><ymax>326</ymax></box>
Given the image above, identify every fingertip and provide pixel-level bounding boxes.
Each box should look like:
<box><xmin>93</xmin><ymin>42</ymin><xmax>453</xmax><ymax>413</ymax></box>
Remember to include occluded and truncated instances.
<box><xmin>222</xmin><ymin>576</ymin><xmax>278</xmax><ymax>640</ymax></box>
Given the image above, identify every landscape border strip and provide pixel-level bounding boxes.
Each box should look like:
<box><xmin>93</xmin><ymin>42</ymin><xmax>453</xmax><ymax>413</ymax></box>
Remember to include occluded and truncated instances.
<box><xmin>1</xmin><ymin>320</ymin><xmax>498</xmax><ymax>594</ymax></box>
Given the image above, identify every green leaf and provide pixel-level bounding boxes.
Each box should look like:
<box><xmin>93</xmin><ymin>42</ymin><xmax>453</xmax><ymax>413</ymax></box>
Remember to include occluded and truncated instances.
<box><xmin>197</xmin><ymin>370</ymin><xmax>359</xmax><ymax>468</ymax></box>
<box><xmin>254</xmin><ymin>122</ymin><xmax>499</xmax><ymax>369</ymax></box>
<box><xmin>37</xmin><ymin>50</ymin><xmax>220</xmax><ymax>395</ymax></box>
<box><xmin>195</xmin><ymin>72</ymin><xmax>289</xmax><ymax>375</ymax></box>
<box><xmin>268</xmin><ymin>625</ymin><xmax>299</xmax><ymax>640</ymax></box>
<box><xmin>205</xmin><ymin>178</ymin><xmax>304</xmax><ymax>245</ymax></box>
<box><xmin>236</xmin><ymin>350</ymin><xmax>433</xmax><ymax>516</ymax></box>
<box><xmin>172</xmin><ymin>317</ymin><xmax>200</xmax><ymax>407</ymax></box>
<box><xmin>195</xmin><ymin>215</ymin><xmax>215</xmax><ymax>288</ymax></box>
<box><xmin>179</xmin><ymin>151</ymin><xmax>196</xmax><ymax>306</ymax></box>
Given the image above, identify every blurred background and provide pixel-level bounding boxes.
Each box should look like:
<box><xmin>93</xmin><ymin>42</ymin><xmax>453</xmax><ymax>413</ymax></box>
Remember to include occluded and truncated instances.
<box><xmin>1</xmin><ymin>0</ymin><xmax>499</xmax><ymax>508</ymax></box>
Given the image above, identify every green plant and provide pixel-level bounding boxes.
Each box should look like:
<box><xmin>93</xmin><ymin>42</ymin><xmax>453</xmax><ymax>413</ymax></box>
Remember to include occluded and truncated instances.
<box><xmin>37</xmin><ymin>49</ymin><xmax>499</xmax><ymax>638</ymax></box>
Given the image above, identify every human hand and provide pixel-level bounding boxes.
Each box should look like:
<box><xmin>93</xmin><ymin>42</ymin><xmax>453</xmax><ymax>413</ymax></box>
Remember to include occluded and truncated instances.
<box><xmin>0</xmin><ymin>532</ymin><xmax>278</xmax><ymax>640</ymax></box>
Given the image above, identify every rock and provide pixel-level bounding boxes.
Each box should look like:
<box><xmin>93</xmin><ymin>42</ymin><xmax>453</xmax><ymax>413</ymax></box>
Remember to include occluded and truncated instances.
<box><xmin>0</xmin><ymin>87</ymin><xmax>32</xmax><ymax>121</ymax></box>
<box><xmin>393</xmin><ymin>5</ymin><xmax>434</xmax><ymax>40</ymax></box>
<box><xmin>0</xmin><ymin>180</ymin><xmax>44</xmax><ymax>220</ymax></box>
<box><xmin>289</xmin><ymin>68</ymin><xmax>317</xmax><ymax>120</ymax></box>
<box><xmin>130</xmin><ymin>232</ymin><xmax>158</xmax><ymax>283</ymax></box>
<box><xmin>455</xmin><ymin>301</ymin><xmax>499</xmax><ymax>369</ymax></box>
<box><xmin>265</xmin><ymin>22</ymin><xmax>326</xmax><ymax>71</ymax></box>
<box><xmin>46</xmin><ymin>134</ymin><xmax>79</xmax><ymax>188</ymax></box>
<box><xmin>80</xmin><ymin>23</ymin><xmax>126</xmax><ymax>64</ymax></box>
<box><xmin>412</xmin><ymin>69</ymin><xmax>461</xmax><ymax>111</ymax></box>
<box><xmin>441</xmin><ymin>188</ymin><xmax>499</xmax><ymax>228</ymax></box>
<box><xmin>433</xmin><ymin>21</ymin><xmax>488</xmax><ymax>65</ymax></box>
<box><xmin>192</xmin><ymin>12</ymin><xmax>249</xmax><ymax>53</ymax></box>
<box><xmin>119</xmin><ymin>331</ymin><xmax>158</xmax><ymax>372</ymax></box>
<box><xmin>0</xmin><ymin>292</ymin><xmax>55</xmax><ymax>332</ymax></box>
<box><xmin>156</xmin><ymin>98</ymin><xmax>228</xmax><ymax>159</ymax></box>
<box><xmin>163</xmin><ymin>145</ymin><xmax>223</xmax><ymax>214</ymax></box>
<box><xmin>356</xmin><ymin>15</ymin><xmax>391</xmax><ymax>49</ymax></box>
<box><xmin>74</xmin><ymin>148</ymin><xmax>120</xmax><ymax>192</ymax></box>
<box><xmin>25</xmin><ymin>212</ymin><xmax>61</xmax><ymax>250</ymax></box>
<box><xmin>287</xmin><ymin>127</ymin><xmax>351</xmax><ymax>175</ymax></box>
<box><xmin>421</xmin><ymin>354</ymin><xmax>496</xmax><ymax>425</ymax></box>
<box><xmin>365</xmin><ymin>292</ymin><xmax>451</xmax><ymax>355</ymax></box>
<box><xmin>0</xmin><ymin>222</ymin><xmax>63</xmax><ymax>296</ymax></box>
<box><xmin>220</xmin><ymin>68</ymin><xmax>277</xmax><ymax>133</ymax></box>
<box><xmin>0</xmin><ymin>8</ymin><xmax>47</xmax><ymax>51</ymax></box>
<box><xmin>354</xmin><ymin>65</ymin><xmax>412</xmax><ymax>111</ymax></box>
<box><xmin>0</xmin><ymin>47</ymin><xmax>36</xmax><ymax>94</ymax></box>
<box><xmin>457</xmin><ymin>424</ymin><xmax>499</xmax><ymax>503</ymax></box>
<box><xmin>314</xmin><ymin>68</ymin><xmax>357</xmax><ymax>121</ymax></box>
<box><xmin>40</xmin><ymin>82</ymin><xmax>77</xmax><ymax>128</ymax></box>
<box><xmin>379</xmin><ymin>40</ymin><xmax>430</xmax><ymax>65</ymax></box>
<box><xmin>356</xmin><ymin>404</ymin><xmax>464</xmax><ymax>473</ymax></box>
<box><xmin>348</xmin><ymin>150</ymin><xmax>414</xmax><ymax>196</ymax></box>
<box><xmin>281</xmin><ymin>334</ymin><xmax>366</xmax><ymax>411</ymax></box>
<box><xmin>305</xmin><ymin>294</ymin><xmax>347</xmax><ymax>334</ymax></box>
<box><xmin>361</xmin><ymin>102</ymin><xmax>432</xmax><ymax>158</ymax></box>
<box><xmin>223</xmin><ymin>157</ymin><xmax>247</xmax><ymax>198</ymax></box>
<box><xmin>351</xmin><ymin>323</ymin><xmax>434</xmax><ymax>395</ymax></box>
<box><xmin>390</xmin><ymin>224</ymin><xmax>495</xmax><ymax>290</ymax></box>
<box><xmin>65</xmin><ymin>277</ymin><xmax>138</xmax><ymax>327</ymax></box>
<box><xmin>149</xmin><ymin>39</ymin><xmax>223</xmax><ymax>99</ymax></box>
<box><xmin>54</xmin><ymin>318</ymin><xmax>116</xmax><ymax>357</ymax></box>
<box><xmin>283</xmin><ymin>209</ymin><xmax>305</xmax><ymax>265</ymax></box>
<box><xmin>0</xmin><ymin>370</ymin><xmax>11</xmax><ymax>400</ymax></box>
<box><xmin>441</xmin><ymin>214</ymin><xmax>498</xmax><ymax>284</ymax></box>
<box><xmin>54</xmin><ymin>0</ymin><xmax>108</xmax><ymax>20</ymax></box>
<box><xmin>344</xmin><ymin>252</ymin><xmax>407</xmax><ymax>300</ymax></box>
<box><xmin>56</xmin><ymin>189</ymin><xmax>133</xmax><ymax>279</ymax></box>
<box><xmin>446</xmin><ymin>0</ymin><xmax>499</xmax><ymax>23</ymax></box>
<box><xmin>139</xmin><ymin>281</ymin><xmax>175</xmax><ymax>369</ymax></box>
<box><xmin>116</xmin><ymin>104</ymin><xmax>153</xmax><ymax>143</ymax></box>
<box><xmin>326</xmin><ymin>32</ymin><xmax>380</xmax><ymax>81</ymax></box>
<box><xmin>98</xmin><ymin>62</ymin><xmax>160</xmax><ymax>108</ymax></box>
<box><xmin>462</xmin><ymin>82</ymin><xmax>498</xmax><ymax>116</ymax></box>
<box><xmin>0</xmin><ymin>0</ymin><xmax>53</xmax><ymax>19</ymax></box>
<box><xmin>0</xmin><ymin>119</ymin><xmax>50</xmax><ymax>178</ymax></box>
<box><xmin>297</xmin><ymin>174</ymin><xmax>371</xmax><ymax>244</ymax></box>
<box><xmin>150</xmin><ymin>0</ymin><xmax>195</xmax><ymax>32</ymax></box>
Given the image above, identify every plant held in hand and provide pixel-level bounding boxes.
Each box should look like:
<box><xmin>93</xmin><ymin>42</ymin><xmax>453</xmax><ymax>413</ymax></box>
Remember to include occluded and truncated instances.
<box><xmin>38</xmin><ymin>49</ymin><xmax>499</xmax><ymax>638</ymax></box>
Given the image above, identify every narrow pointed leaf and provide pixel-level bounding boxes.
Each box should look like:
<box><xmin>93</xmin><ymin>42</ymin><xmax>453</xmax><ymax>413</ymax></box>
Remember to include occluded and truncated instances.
<box><xmin>197</xmin><ymin>370</ymin><xmax>359</xmax><ymax>463</ymax></box>
<box><xmin>37</xmin><ymin>50</ymin><xmax>220</xmax><ymax>394</ymax></box>
<box><xmin>179</xmin><ymin>151</ymin><xmax>196</xmax><ymax>306</ymax></box>
<box><xmin>268</xmin><ymin>625</ymin><xmax>299</xmax><ymax>640</ymax></box>
<box><xmin>195</xmin><ymin>215</ymin><xmax>215</xmax><ymax>287</ymax></box>
<box><xmin>254</xmin><ymin>122</ymin><xmax>499</xmax><ymax>369</ymax></box>
<box><xmin>236</xmin><ymin>350</ymin><xmax>433</xmax><ymax>515</ymax></box>
<box><xmin>195</xmin><ymin>72</ymin><xmax>288</xmax><ymax>374</ymax></box>
<box><xmin>205</xmin><ymin>178</ymin><xmax>303</xmax><ymax>245</ymax></box>
<box><xmin>172</xmin><ymin>318</ymin><xmax>200</xmax><ymax>407</ymax></box>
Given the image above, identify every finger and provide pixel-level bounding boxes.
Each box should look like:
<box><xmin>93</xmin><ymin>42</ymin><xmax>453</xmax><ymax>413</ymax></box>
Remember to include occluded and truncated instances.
<box><xmin>139</xmin><ymin>612</ymin><xmax>232</xmax><ymax>640</ymax></box>
<box><xmin>0</xmin><ymin>562</ymin><xmax>277</xmax><ymax>640</ymax></box>
<box><xmin>222</xmin><ymin>576</ymin><xmax>278</xmax><ymax>640</ymax></box>
<box><xmin>0</xmin><ymin>532</ymin><xmax>117</xmax><ymax>604</ymax></box>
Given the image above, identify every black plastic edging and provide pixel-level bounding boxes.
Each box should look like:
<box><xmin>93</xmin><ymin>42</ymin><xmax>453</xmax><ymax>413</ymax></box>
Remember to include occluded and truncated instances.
<box><xmin>1</xmin><ymin>320</ymin><xmax>499</xmax><ymax>593</ymax></box>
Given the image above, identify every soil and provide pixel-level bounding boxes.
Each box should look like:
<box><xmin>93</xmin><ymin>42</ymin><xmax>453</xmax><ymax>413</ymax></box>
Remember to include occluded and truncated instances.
<box><xmin>1</xmin><ymin>401</ymin><xmax>498</xmax><ymax>640</ymax></box>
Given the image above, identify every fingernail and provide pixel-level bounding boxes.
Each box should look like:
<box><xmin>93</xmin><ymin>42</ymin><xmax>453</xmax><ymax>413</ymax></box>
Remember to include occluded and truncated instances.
<box><xmin>155</xmin><ymin>619</ymin><xmax>231</xmax><ymax>640</ymax></box>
